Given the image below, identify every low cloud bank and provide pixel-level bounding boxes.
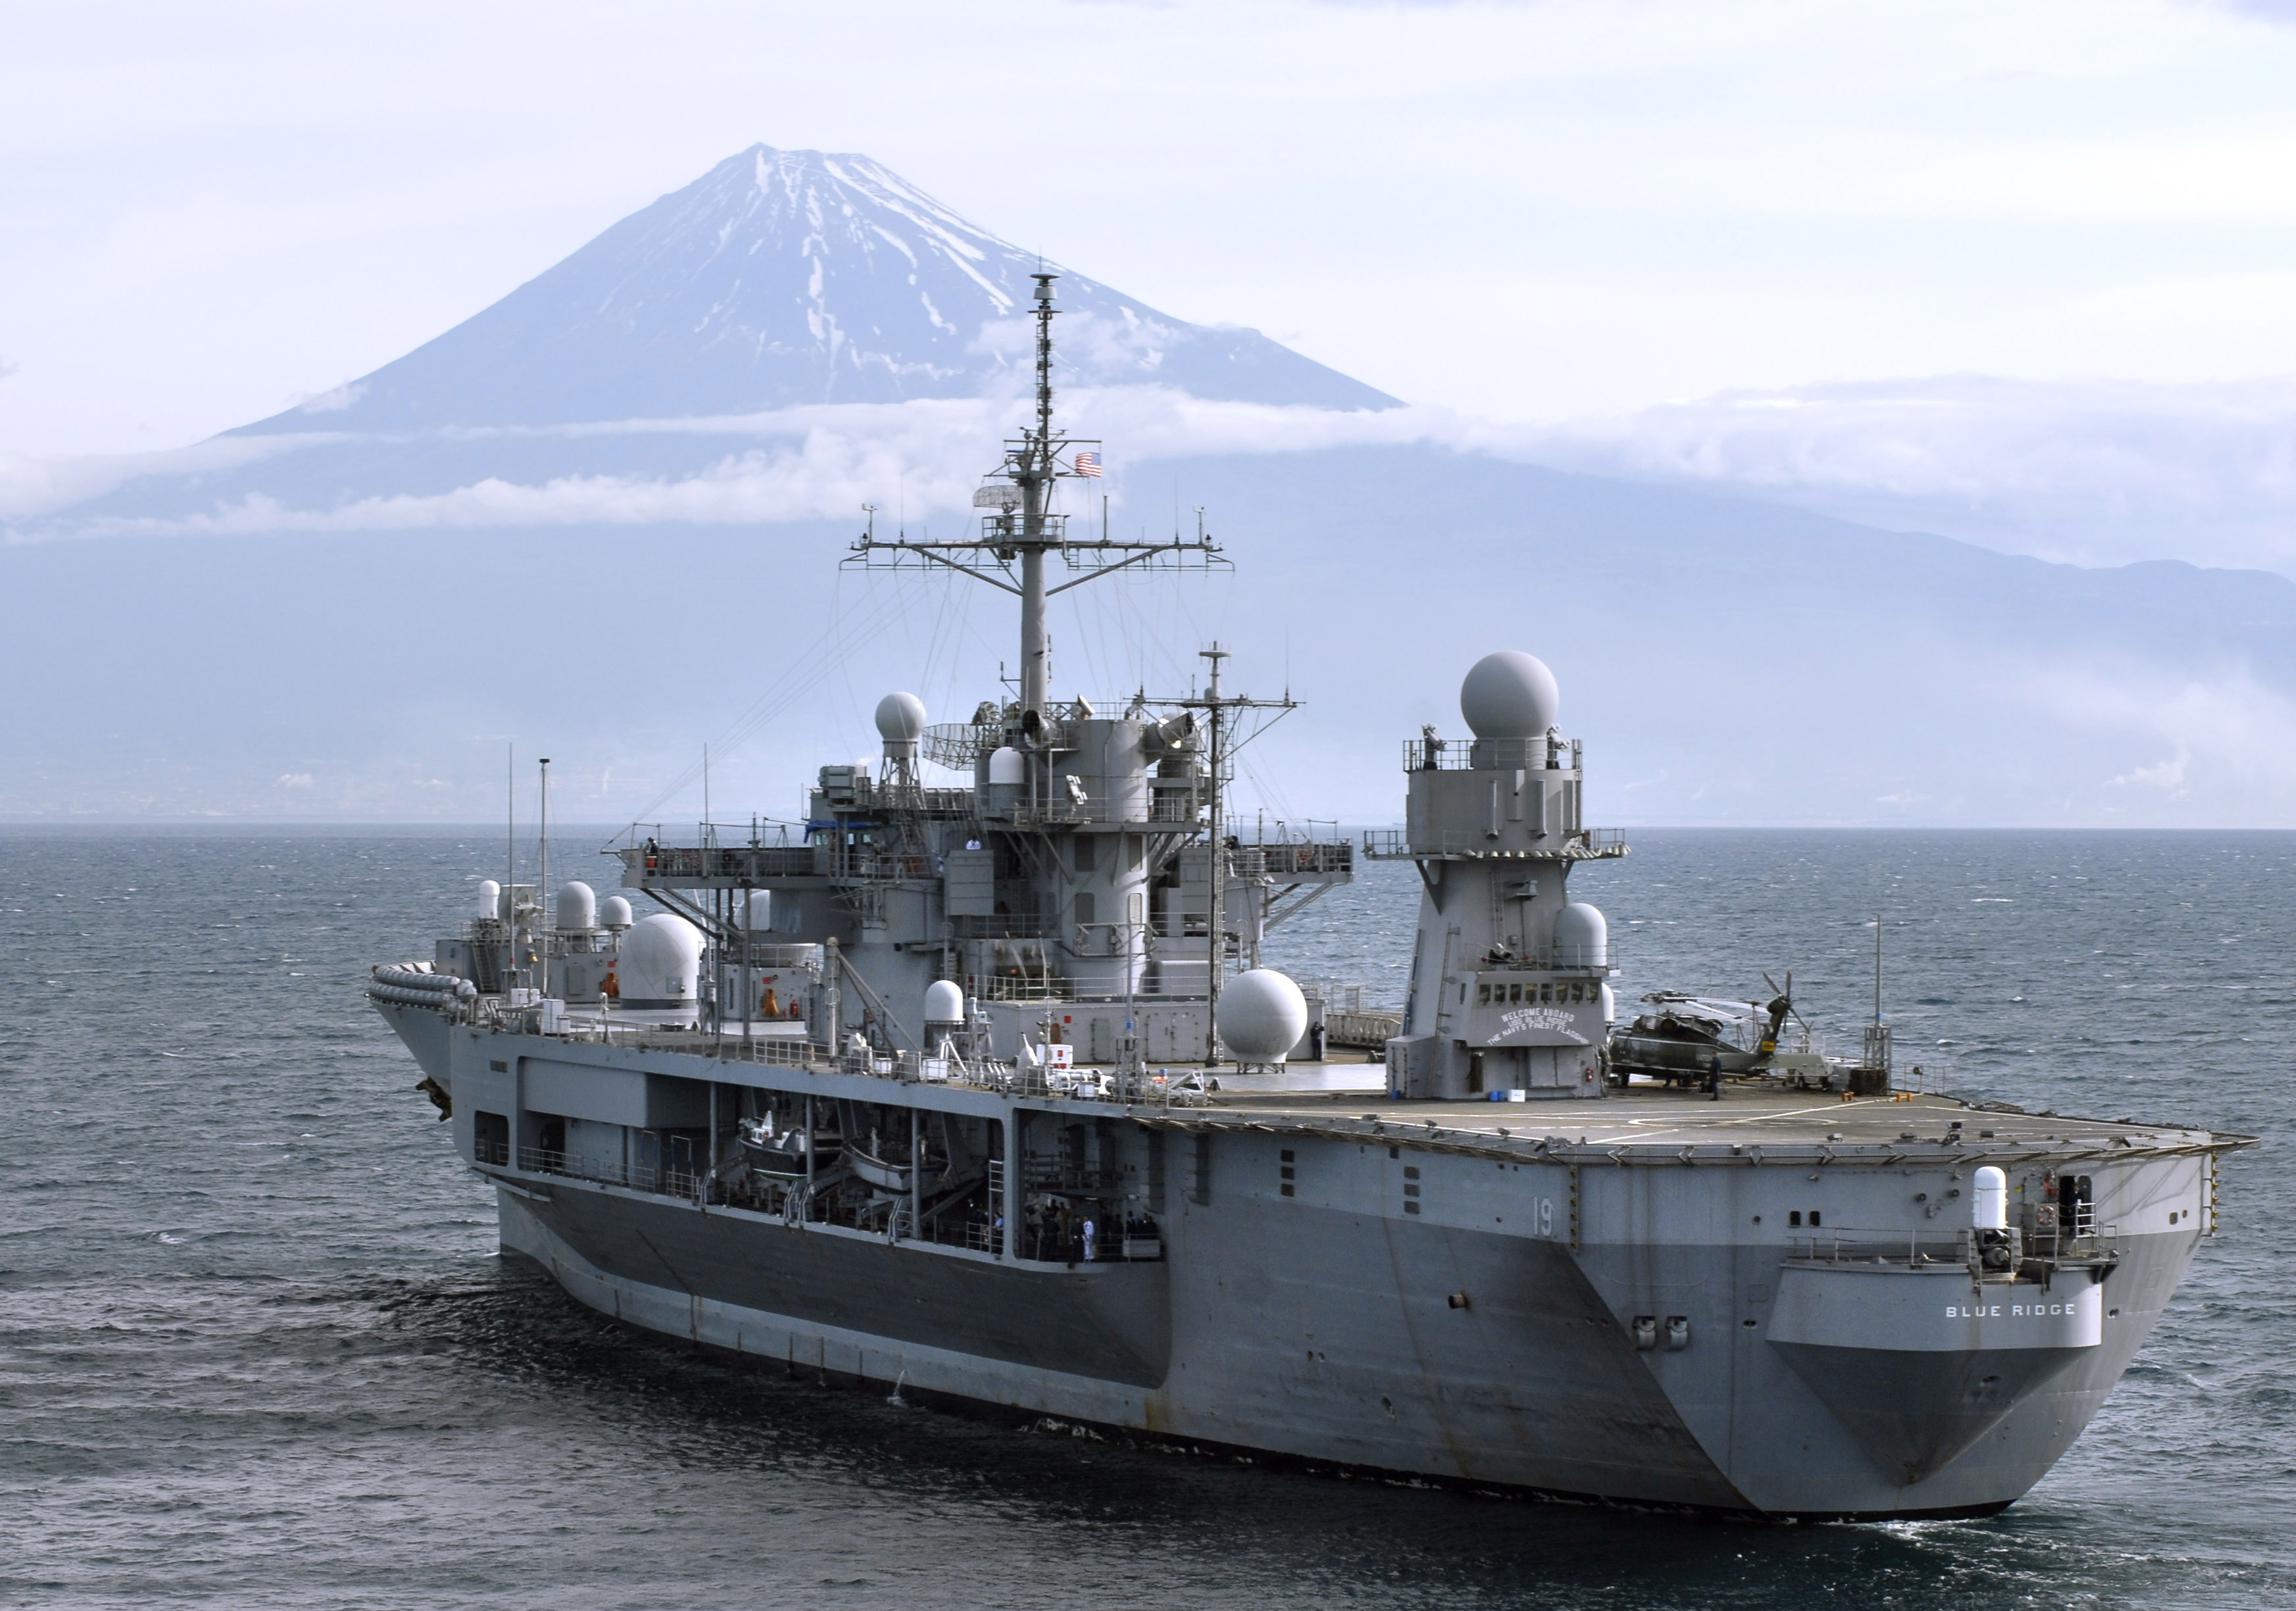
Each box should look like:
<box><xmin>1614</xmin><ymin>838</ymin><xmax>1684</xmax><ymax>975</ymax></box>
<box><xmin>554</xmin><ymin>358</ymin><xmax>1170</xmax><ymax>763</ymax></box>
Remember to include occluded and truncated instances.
<box><xmin>1521</xmin><ymin>376</ymin><xmax>2296</xmax><ymax>576</ymax></box>
<box><xmin>1</xmin><ymin>391</ymin><xmax>1471</xmax><ymax>539</ymax></box>
<box><xmin>20</xmin><ymin>378</ymin><xmax>2296</xmax><ymax>580</ymax></box>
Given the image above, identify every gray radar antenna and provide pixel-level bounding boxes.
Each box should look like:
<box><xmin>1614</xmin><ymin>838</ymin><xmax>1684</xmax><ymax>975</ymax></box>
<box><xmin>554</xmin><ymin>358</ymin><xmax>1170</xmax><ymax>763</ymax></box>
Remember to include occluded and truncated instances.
<box><xmin>845</xmin><ymin>270</ymin><xmax>1230</xmax><ymax>718</ymax></box>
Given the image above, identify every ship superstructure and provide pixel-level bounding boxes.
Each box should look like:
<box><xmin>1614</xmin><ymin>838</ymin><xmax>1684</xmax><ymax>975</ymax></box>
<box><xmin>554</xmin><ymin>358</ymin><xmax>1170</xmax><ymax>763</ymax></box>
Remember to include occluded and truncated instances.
<box><xmin>598</xmin><ymin>272</ymin><xmax>1348</xmax><ymax>1071</ymax></box>
<box><xmin>370</xmin><ymin>280</ymin><xmax>2251</xmax><ymax>1519</ymax></box>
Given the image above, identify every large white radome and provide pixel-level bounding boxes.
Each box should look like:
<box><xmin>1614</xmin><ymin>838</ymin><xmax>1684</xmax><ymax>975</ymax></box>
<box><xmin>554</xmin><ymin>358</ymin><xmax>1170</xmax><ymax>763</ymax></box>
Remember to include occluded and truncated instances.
<box><xmin>556</xmin><ymin>881</ymin><xmax>597</xmax><ymax>931</ymax></box>
<box><xmin>923</xmin><ymin>979</ymin><xmax>966</xmax><ymax>1024</ymax></box>
<box><xmin>1553</xmin><ymin>902</ymin><xmax>1608</xmax><ymax>969</ymax></box>
<box><xmin>1459</xmin><ymin>651</ymin><xmax>1560</xmax><ymax>739</ymax></box>
<box><xmin>875</xmin><ymin>691</ymin><xmax>927</xmax><ymax>743</ymax></box>
<box><xmin>620</xmin><ymin>913</ymin><xmax>702</xmax><ymax>1008</ymax></box>
<box><xmin>1218</xmin><ymin>969</ymin><xmax>1309</xmax><ymax>1062</ymax></box>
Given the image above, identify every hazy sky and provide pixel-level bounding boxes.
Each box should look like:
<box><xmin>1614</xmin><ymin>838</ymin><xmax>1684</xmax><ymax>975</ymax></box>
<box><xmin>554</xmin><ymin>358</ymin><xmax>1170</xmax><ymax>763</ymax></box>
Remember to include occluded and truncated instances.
<box><xmin>9</xmin><ymin>0</ymin><xmax>2296</xmax><ymax>460</ymax></box>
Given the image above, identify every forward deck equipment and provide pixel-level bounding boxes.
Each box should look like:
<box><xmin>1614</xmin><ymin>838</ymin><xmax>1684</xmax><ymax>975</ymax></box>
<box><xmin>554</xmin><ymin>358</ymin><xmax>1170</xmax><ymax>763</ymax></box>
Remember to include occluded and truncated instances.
<box><xmin>371</xmin><ymin>278</ymin><xmax>2250</xmax><ymax>1519</ymax></box>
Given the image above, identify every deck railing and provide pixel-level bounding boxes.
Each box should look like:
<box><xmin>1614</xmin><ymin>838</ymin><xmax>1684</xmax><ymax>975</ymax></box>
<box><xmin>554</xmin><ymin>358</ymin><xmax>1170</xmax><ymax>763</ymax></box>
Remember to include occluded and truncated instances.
<box><xmin>468</xmin><ymin>1001</ymin><xmax>1215</xmax><ymax>1107</ymax></box>
<box><xmin>512</xmin><ymin>1144</ymin><xmax>703</xmax><ymax>1202</ymax></box>
<box><xmin>1362</xmin><ymin>826</ymin><xmax>1628</xmax><ymax>861</ymax></box>
<box><xmin>499</xmin><ymin>1141</ymin><xmax>1168</xmax><ymax>1260</ymax></box>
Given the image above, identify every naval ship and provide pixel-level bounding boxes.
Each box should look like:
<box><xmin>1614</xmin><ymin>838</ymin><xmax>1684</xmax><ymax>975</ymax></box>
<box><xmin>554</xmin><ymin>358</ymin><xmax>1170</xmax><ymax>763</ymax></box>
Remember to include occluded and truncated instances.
<box><xmin>370</xmin><ymin>274</ymin><xmax>2251</xmax><ymax>1519</ymax></box>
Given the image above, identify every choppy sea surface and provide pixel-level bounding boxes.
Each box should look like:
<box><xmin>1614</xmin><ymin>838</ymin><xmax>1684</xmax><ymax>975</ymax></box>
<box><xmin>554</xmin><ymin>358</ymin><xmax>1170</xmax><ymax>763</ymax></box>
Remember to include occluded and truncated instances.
<box><xmin>3</xmin><ymin>827</ymin><xmax>2289</xmax><ymax>1610</ymax></box>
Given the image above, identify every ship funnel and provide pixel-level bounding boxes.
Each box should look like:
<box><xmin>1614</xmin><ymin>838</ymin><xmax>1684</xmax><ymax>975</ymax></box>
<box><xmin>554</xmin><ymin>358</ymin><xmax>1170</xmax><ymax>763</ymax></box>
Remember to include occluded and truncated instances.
<box><xmin>1974</xmin><ymin>1166</ymin><xmax>2008</xmax><ymax>1231</ymax></box>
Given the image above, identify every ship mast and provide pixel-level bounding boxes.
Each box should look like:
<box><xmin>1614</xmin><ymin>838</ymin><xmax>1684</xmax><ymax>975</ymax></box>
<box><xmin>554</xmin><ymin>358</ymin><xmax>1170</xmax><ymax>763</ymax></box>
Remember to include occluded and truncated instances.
<box><xmin>845</xmin><ymin>271</ymin><xmax>1224</xmax><ymax>719</ymax></box>
<box><xmin>1018</xmin><ymin>275</ymin><xmax>1055</xmax><ymax>714</ymax></box>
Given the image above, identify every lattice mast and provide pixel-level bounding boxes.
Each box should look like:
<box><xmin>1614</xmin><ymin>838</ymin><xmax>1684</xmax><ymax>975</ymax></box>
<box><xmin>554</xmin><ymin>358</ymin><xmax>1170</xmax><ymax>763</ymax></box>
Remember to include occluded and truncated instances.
<box><xmin>846</xmin><ymin>271</ymin><xmax>1225</xmax><ymax>716</ymax></box>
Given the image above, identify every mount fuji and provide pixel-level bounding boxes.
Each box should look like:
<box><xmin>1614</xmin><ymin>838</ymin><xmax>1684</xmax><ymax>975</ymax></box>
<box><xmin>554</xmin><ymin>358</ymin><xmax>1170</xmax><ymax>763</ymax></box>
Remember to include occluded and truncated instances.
<box><xmin>7</xmin><ymin>144</ymin><xmax>2296</xmax><ymax>829</ymax></box>
<box><xmin>242</xmin><ymin>145</ymin><xmax>1395</xmax><ymax>431</ymax></box>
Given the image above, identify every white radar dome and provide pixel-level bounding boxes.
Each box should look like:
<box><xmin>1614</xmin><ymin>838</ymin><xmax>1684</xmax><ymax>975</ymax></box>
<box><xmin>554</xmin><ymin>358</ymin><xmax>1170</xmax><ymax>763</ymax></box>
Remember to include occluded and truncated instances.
<box><xmin>476</xmin><ymin>879</ymin><xmax>501</xmax><ymax>920</ymax></box>
<box><xmin>1459</xmin><ymin>650</ymin><xmax>1560</xmax><ymax>739</ymax></box>
<box><xmin>598</xmin><ymin>895</ymin><xmax>633</xmax><ymax>929</ymax></box>
<box><xmin>1553</xmin><ymin>902</ymin><xmax>1608</xmax><ymax>969</ymax></box>
<box><xmin>988</xmin><ymin>747</ymin><xmax>1026</xmax><ymax>785</ymax></box>
<box><xmin>1974</xmin><ymin>1165</ymin><xmax>2009</xmax><ymax>1231</ymax></box>
<box><xmin>620</xmin><ymin>913</ymin><xmax>702</xmax><ymax>1008</ymax></box>
<box><xmin>923</xmin><ymin>979</ymin><xmax>966</xmax><ymax>1024</ymax></box>
<box><xmin>556</xmin><ymin>881</ymin><xmax>597</xmax><ymax>931</ymax></box>
<box><xmin>1218</xmin><ymin>969</ymin><xmax>1310</xmax><ymax>1062</ymax></box>
<box><xmin>875</xmin><ymin>691</ymin><xmax>928</xmax><ymax>743</ymax></box>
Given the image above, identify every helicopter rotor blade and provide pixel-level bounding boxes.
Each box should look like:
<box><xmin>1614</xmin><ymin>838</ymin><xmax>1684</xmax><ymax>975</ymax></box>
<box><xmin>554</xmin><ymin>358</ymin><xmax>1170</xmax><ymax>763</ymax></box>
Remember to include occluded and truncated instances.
<box><xmin>1770</xmin><ymin>970</ymin><xmax>1811</xmax><ymax>1031</ymax></box>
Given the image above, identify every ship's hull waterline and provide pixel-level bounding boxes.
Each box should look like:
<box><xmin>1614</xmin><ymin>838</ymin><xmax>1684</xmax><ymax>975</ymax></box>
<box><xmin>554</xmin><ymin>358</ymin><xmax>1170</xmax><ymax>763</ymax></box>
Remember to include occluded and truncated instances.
<box><xmin>393</xmin><ymin>1009</ymin><xmax>2216</xmax><ymax>1521</ymax></box>
<box><xmin>487</xmin><ymin>1156</ymin><xmax>2196</xmax><ymax>1520</ymax></box>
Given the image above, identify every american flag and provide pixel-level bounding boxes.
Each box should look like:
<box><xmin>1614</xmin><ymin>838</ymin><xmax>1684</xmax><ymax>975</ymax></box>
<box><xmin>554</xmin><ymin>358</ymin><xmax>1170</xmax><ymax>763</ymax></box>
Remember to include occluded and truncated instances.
<box><xmin>1073</xmin><ymin>450</ymin><xmax>1102</xmax><ymax>478</ymax></box>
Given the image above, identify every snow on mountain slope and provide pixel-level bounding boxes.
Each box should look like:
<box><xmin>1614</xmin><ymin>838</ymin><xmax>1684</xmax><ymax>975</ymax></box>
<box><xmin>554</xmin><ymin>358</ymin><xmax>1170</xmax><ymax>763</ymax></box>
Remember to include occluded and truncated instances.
<box><xmin>232</xmin><ymin>145</ymin><xmax>1396</xmax><ymax>432</ymax></box>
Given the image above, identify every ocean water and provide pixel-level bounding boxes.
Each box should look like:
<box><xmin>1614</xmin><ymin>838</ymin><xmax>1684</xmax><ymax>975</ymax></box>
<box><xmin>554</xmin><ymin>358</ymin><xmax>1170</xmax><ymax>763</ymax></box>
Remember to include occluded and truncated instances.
<box><xmin>2</xmin><ymin>827</ymin><xmax>2288</xmax><ymax>1610</ymax></box>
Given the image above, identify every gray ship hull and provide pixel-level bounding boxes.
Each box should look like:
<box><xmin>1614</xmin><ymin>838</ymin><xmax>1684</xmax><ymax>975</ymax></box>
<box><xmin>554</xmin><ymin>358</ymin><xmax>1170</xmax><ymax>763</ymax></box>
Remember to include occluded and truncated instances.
<box><xmin>418</xmin><ymin>1010</ymin><xmax>2211</xmax><ymax>1518</ymax></box>
<box><xmin>492</xmin><ymin>1177</ymin><xmax>2196</xmax><ymax>1518</ymax></box>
